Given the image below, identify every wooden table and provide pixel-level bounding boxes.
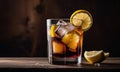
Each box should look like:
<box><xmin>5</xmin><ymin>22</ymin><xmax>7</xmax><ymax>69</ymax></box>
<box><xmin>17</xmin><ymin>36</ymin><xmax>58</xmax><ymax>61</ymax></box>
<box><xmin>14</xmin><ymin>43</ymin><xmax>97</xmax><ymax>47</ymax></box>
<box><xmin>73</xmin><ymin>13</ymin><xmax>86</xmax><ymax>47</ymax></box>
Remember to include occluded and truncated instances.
<box><xmin>0</xmin><ymin>57</ymin><xmax>119</xmax><ymax>72</ymax></box>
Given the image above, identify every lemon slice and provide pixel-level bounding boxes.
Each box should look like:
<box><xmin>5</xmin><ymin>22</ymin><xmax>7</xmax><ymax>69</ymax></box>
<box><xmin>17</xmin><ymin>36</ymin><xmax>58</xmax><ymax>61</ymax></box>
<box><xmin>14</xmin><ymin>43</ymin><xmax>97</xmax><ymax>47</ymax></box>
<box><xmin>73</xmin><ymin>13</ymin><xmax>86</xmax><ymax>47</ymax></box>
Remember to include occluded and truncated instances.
<box><xmin>50</xmin><ymin>24</ymin><xmax>57</xmax><ymax>37</ymax></box>
<box><xmin>70</xmin><ymin>10</ymin><xmax>93</xmax><ymax>31</ymax></box>
<box><xmin>84</xmin><ymin>50</ymin><xmax>109</xmax><ymax>64</ymax></box>
<box><xmin>62</xmin><ymin>31</ymin><xmax>80</xmax><ymax>52</ymax></box>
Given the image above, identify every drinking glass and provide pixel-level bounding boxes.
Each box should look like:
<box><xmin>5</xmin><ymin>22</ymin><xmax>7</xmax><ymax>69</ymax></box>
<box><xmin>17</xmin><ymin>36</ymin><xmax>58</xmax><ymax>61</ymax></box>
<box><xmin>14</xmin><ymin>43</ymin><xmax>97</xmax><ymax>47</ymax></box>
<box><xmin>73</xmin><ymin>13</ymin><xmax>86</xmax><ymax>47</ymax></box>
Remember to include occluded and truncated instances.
<box><xmin>46</xmin><ymin>18</ymin><xmax>83</xmax><ymax>65</ymax></box>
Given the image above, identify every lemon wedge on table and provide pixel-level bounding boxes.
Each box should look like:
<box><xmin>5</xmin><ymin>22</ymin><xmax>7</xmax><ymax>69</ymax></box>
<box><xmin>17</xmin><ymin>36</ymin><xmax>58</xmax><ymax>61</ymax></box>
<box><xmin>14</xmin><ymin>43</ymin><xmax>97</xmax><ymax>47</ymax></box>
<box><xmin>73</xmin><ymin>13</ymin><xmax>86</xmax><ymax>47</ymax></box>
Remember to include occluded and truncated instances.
<box><xmin>70</xmin><ymin>10</ymin><xmax>93</xmax><ymax>31</ymax></box>
<box><xmin>84</xmin><ymin>50</ymin><xmax>110</xmax><ymax>64</ymax></box>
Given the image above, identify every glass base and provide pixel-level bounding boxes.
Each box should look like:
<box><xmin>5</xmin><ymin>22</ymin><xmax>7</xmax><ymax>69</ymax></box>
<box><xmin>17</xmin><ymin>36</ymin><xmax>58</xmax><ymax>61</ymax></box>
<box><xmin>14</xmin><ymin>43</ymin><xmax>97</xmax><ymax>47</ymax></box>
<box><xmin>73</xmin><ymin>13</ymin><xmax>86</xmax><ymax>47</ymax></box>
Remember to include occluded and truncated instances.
<box><xmin>48</xmin><ymin>56</ymin><xmax>81</xmax><ymax>65</ymax></box>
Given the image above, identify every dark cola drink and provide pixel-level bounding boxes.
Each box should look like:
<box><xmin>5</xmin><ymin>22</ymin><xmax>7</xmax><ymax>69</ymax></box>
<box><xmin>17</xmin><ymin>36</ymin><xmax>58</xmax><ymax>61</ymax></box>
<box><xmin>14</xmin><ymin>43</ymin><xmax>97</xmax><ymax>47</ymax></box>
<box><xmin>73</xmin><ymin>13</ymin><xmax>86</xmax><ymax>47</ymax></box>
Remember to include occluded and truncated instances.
<box><xmin>47</xmin><ymin>19</ymin><xmax>83</xmax><ymax>65</ymax></box>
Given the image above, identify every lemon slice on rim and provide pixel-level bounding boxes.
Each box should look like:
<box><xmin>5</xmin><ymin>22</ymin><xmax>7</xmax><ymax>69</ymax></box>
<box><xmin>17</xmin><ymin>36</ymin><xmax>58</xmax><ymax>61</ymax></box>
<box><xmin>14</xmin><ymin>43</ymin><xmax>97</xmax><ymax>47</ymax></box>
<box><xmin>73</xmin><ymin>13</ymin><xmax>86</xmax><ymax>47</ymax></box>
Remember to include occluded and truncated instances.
<box><xmin>84</xmin><ymin>50</ymin><xmax>110</xmax><ymax>64</ymax></box>
<box><xmin>70</xmin><ymin>10</ymin><xmax>93</xmax><ymax>31</ymax></box>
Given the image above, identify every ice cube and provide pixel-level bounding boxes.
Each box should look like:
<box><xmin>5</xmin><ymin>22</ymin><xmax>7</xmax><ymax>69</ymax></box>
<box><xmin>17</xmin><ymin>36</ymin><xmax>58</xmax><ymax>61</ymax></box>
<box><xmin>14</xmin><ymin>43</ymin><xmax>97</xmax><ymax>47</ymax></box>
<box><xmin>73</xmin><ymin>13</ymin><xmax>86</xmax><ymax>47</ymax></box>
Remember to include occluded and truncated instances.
<box><xmin>55</xmin><ymin>22</ymin><xmax>75</xmax><ymax>38</ymax></box>
<box><xmin>52</xmin><ymin>40</ymin><xmax>66</xmax><ymax>54</ymax></box>
<box><xmin>64</xmin><ymin>23</ymin><xmax>75</xmax><ymax>32</ymax></box>
<box><xmin>55</xmin><ymin>25</ymin><xmax>68</xmax><ymax>37</ymax></box>
<box><xmin>56</xmin><ymin>20</ymin><xmax>68</xmax><ymax>25</ymax></box>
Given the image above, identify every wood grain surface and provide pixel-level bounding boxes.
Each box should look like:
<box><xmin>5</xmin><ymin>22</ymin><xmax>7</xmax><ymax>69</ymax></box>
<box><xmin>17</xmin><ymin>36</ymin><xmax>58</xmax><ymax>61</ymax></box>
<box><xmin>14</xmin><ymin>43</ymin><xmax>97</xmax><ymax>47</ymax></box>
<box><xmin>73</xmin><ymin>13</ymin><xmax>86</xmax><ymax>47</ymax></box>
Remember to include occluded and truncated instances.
<box><xmin>0</xmin><ymin>57</ymin><xmax>119</xmax><ymax>69</ymax></box>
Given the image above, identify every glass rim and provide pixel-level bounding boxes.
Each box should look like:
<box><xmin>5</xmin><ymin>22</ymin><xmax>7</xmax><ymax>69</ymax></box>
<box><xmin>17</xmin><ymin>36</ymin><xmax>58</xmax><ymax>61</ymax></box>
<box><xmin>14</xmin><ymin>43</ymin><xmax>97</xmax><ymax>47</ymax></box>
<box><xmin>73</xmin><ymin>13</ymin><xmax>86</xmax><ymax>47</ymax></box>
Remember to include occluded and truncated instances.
<box><xmin>46</xmin><ymin>18</ymin><xmax>69</xmax><ymax>20</ymax></box>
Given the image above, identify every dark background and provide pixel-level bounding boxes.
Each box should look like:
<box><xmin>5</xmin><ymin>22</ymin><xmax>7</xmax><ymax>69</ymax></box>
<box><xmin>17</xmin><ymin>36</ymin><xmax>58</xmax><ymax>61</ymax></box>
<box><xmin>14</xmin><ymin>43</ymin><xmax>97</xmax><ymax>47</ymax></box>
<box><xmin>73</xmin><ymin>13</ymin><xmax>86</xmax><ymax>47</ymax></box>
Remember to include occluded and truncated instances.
<box><xmin>0</xmin><ymin>0</ymin><xmax>119</xmax><ymax>57</ymax></box>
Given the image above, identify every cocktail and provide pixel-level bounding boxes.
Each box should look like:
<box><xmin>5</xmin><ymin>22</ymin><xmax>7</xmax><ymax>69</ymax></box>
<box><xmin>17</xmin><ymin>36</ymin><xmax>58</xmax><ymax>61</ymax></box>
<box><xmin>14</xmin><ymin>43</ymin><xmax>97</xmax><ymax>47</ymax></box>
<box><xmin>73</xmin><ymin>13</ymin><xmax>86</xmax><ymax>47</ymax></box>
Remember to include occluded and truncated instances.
<box><xmin>47</xmin><ymin>10</ymin><xmax>93</xmax><ymax>65</ymax></box>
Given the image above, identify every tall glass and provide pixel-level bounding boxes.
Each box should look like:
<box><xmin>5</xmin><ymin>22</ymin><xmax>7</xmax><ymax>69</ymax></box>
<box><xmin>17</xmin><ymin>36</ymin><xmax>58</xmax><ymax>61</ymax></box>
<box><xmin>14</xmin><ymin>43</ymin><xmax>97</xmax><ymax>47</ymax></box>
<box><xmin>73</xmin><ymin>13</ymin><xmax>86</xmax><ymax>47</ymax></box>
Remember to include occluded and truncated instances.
<box><xmin>46</xmin><ymin>18</ymin><xmax>83</xmax><ymax>65</ymax></box>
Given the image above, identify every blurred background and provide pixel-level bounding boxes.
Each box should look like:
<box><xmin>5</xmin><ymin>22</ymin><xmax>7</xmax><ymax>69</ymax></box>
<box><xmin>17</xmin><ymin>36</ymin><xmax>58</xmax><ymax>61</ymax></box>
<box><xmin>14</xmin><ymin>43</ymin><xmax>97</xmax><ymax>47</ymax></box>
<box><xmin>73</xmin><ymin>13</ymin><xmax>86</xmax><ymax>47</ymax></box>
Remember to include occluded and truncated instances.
<box><xmin>0</xmin><ymin>0</ymin><xmax>119</xmax><ymax>57</ymax></box>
